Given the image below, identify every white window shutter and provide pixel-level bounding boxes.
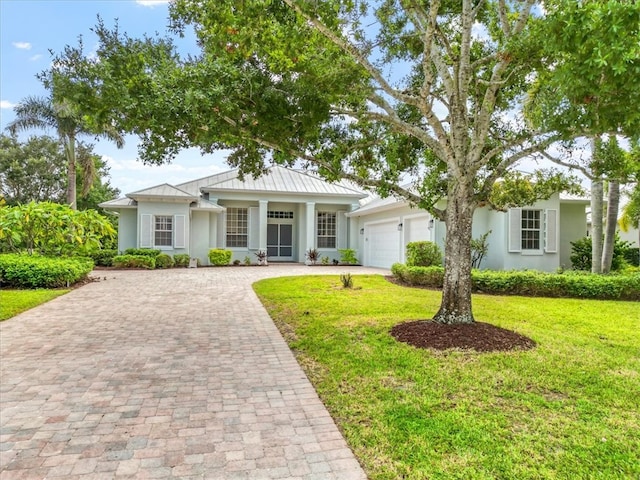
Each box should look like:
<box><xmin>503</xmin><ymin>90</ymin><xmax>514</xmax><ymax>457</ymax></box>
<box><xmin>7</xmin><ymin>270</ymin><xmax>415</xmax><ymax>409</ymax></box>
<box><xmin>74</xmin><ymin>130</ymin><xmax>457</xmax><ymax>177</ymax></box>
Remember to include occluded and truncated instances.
<box><xmin>336</xmin><ymin>211</ymin><xmax>347</xmax><ymax>249</ymax></box>
<box><xmin>545</xmin><ymin>209</ymin><xmax>558</xmax><ymax>253</ymax></box>
<box><xmin>174</xmin><ymin>215</ymin><xmax>186</xmax><ymax>248</ymax></box>
<box><xmin>248</xmin><ymin>207</ymin><xmax>260</xmax><ymax>249</ymax></box>
<box><xmin>508</xmin><ymin>208</ymin><xmax>522</xmax><ymax>252</ymax></box>
<box><xmin>140</xmin><ymin>214</ymin><xmax>153</xmax><ymax>248</ymax></box>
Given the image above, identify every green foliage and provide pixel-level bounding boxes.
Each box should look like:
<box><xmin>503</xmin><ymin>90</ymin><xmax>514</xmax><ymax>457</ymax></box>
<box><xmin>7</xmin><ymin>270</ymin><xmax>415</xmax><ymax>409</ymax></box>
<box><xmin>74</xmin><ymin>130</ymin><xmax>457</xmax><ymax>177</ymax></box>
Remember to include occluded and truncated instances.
<box><xmin>254</xmin><ymin>250</ymin><xmax>268</xmax><ymax>265</ymax></box>
<box><xmin>0</xmin><ymin>202</ymin><xmax>115</xmax><ymax>256</ymax></box>
<box><xmin>471</xmin><ymin>231</ymin><xmax>491</xmax><ymax>269</ymax></box>
<box><xmin>173</xmin><ymin>253</ymin><xmax>191</xmax><ymax>267</ymax></box>
<box><xmin>112</xmin><ymin>255</ymin><xmax>156</xmax><ymax>269</ymax></box>
<box><xmin>391</xmin><ymin>263</ymin><xmax>639</xmax><ymax>301</ymax></box>
<box><xmin>244</xmin><ymin>255</ymin><xmax>252</xmax><ymax>266</ymax></box>
<box><xmin>155</xmin><ymin>253</ymin><xmax>174</xmax><ymax>269</ymax></box>
<box><xmin>570</xmin><ymin>236</ymin><xmax>629</xmax><ymax>271</ymax></box>
<box><xmin>123</xmin><ymin>248</ymin><xmax>161</xmax><ymax>257</ymax></box>
<box><xmin>0</xmin><ymin>253</ymin><xmax>93</xmax><ymax>288</ymax></box>
<box><xmin>321</xmin><ymin>256</ymin><xmax>330</xmax><ymax>265</ymax></box>
<box><xmin>339</xmin><ymin>272</ymin><xmax>354</xmax><ymax>289</ymax></box>
<box><xmin>208</xmin><ymin>248</ymin><xmax>232</xmax><ymax>266</ymax></box>
<box><xmin>622</xmin><ymin>247</ymin><xmax>639</xmax><ymax>267</ymax></box>
<box><xmin>1</xmin><ymin>289</ymin><xmax>69</xmax><ymax>321</ymax></box>
<box><xmin>490</xmin><ymin>170</ymin><xmax>583</xmax><ymax>210</ymax></box>
<box><xmin>338</xmin><ymin>249</ymin><xmax>358</xmax><ymax>265</ymax></box>
<box><xmin>405</xmin><ymin>241</ymin><xmax>442</xmax><ymax>267</ymax></box>
<box><xmin>89</xmin><ymin>249</ymin><xmax>117</xmax><ymax>267</ymax></box>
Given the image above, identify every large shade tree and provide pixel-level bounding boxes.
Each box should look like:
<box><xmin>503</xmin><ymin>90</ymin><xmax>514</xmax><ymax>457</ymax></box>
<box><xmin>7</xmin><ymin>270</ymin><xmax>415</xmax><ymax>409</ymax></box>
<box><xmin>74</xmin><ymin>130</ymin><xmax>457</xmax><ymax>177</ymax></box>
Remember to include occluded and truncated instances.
<box><xmin>5</xmin><ymin>95</ymin><xmax>124</xmax><ymax>210</ymax></box>
<box><xmin>52</xmin><ymin>0</ymin><xmax>617</xmax><ymax>324</ymax></box>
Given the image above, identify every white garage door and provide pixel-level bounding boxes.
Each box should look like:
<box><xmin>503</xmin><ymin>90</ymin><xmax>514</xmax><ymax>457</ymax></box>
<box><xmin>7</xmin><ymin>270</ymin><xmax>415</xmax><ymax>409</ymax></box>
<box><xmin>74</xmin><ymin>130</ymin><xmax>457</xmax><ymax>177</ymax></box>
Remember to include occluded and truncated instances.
<box><xmin>366</xmin><ymin>221</ymin><xmax>400</xmax><ymax>268</ymax></box>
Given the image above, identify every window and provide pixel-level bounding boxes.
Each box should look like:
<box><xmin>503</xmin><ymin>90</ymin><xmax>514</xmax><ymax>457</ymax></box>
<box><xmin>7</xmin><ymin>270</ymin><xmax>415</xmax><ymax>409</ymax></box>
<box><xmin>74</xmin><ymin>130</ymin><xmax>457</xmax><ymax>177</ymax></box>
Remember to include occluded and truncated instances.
<box><xmin>317</xmin><ymin>211</ymin><xmax>336</xmax><ymax>248</ymax></box>
<box><xmin>154</xmin><ymin>215</ymin><xmax>173</xmax><ymax>247</ymax></box>
<box><xmin>227</xmin><ymin>207</ymin><xmax>248</xmax><ymax>247</ymax></box>
<box><xmin>267</xmin><ymin>211</ymin><xmax>294</xmax><ymax>219</ymax></box>
<box><xmin>521</xmin><ymin>210</ymin><xmax>541</xmax><ymax>250</ymax></box>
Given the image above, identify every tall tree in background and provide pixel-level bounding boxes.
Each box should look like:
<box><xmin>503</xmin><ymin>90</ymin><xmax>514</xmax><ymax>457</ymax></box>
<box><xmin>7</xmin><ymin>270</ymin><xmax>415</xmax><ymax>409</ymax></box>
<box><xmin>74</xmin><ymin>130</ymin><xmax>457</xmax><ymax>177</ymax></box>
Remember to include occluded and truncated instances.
<box><xmin>5</xmin><ymin>96</ymin><xmax>124</xmax><ymax>209</ymax></box>
<box><xmin>0</xmin><ymin>134</ymin><xmax>120</xmax><ymax>209</ymax></box>
<box><xmin>526</xmin><ymin>0</ymin><xmax>640</xmax><ymax>273</ymax></box>
<box><xmin>50</xmin><ymin>0</ymin><xmax>634</xmax><ymax>324</ymax></box>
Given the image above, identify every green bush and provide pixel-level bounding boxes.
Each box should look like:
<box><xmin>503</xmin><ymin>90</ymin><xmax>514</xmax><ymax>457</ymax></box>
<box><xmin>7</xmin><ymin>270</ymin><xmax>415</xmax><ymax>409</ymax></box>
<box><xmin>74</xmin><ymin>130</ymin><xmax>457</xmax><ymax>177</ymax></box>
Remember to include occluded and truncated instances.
<box><xmin>570</xmin><ymin>236</ymin><xmax>629</xmax><ymax>271</ymax></box>
<box><xmin>89</xmin><ymin>249</ymin><xmax>117</xmax><ymax>267</ymax></box>
<box><xmin>173</xmin><ymin>254</ymin><xmax>191</xmax><ymax>267</ymax></box>
<box><xmin>112</xmin><ymin>255</ymin><xmax>156</xmax><ymax>269</ymax></box>
<box><xmin>208</xmin><ymin>249</ymin><xmax>232</xmax><ymax>266</ymax></box>
<box><xmin>0</xmin><ymin>253</ymin><xmax>94</xmax><ymax>288</ymax></box>
<box><xmin>338</xmin><ymin>249</ymin><xmax>359</xmax><ymax>264</ymax></box>
<box><xmin>123</xmin><ymin>248</ymin><xmax>162</xmax><ymax>257</ymax></box>
<box><xmin>622</xmin><ymin>247</ymin><xmax>639</xmax><ymax>267</ymax></box>
<box><xmin>406</xmin><ymin>241</ymin><xmax>443</xmax><ymax>267</ymax></box>
<box><xmin>155</xmin><ymin>253</ymin><xmax>174</xmax><ymax>269</ymax></box>
<box><xmin>391</xmin><ymin>263</ymin><xmax>640</xmax><ymax>301</ymax></box>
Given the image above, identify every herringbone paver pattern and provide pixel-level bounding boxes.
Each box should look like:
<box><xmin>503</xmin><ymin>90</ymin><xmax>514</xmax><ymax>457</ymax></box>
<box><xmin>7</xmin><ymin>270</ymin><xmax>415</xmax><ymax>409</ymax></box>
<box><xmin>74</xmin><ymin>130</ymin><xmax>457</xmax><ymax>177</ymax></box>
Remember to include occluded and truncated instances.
<box><xmin>1</xmin><ymin>265</ymin><xmax>386</xmax><ymax>479</ymax></box>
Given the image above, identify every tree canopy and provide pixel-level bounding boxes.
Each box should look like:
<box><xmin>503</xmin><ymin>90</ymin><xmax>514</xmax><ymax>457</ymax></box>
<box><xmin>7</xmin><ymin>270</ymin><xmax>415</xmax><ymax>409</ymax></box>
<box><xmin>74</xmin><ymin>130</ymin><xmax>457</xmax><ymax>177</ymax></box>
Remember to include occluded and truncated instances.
<box><xmin>46</xmin><ymin>0</ymin><xmax>637</xmax><ymax>323</ymax></box>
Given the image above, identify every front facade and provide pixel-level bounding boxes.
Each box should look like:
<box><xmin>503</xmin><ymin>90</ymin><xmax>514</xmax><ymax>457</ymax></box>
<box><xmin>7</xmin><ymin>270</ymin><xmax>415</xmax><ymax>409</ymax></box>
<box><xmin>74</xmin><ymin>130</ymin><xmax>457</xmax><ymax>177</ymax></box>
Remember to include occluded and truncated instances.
<box><xmin>101</xmin><ymin>166</ymin><xmax>589</xmax><ymax>271</ymax></box>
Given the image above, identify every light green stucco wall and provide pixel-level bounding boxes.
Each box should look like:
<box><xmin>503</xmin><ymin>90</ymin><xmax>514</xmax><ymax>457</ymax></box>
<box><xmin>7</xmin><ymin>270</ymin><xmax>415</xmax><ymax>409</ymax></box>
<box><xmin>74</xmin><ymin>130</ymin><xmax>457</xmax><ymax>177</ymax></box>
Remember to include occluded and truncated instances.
<box><xmin>117</xmin><ymin>209</ymin><xmax>137</xmax><ymax>253</ymax></box>
<box><xmin>137</xmin><ymin>201</ymin><xmax>191</xmax><ymax>256</ymax></box>
<box><xmin>560</xmin><ymin>203</ymin><xmax>588</xmax><ymax>269</ymax></box>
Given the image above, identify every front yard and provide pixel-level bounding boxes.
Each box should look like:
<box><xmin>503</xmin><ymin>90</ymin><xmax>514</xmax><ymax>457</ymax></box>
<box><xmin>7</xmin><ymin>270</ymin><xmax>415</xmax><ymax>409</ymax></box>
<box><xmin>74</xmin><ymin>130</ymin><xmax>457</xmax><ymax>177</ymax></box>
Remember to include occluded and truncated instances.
<box><xmin>254</xmin><ymin>274</ymin><xmax>640</xmax><ymax>480</ymax></box>
<box><xmin>0</xmin><ymin>289</ymin><xmax>69</xmax><ymax>321</ymax></box>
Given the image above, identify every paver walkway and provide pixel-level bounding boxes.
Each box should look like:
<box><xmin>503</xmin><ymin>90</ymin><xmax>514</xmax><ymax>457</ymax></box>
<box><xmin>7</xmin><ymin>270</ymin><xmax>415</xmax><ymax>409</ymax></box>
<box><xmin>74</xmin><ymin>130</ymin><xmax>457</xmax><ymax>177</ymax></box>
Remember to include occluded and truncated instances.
<box><xmin>1</xmin><ymin>265</ymin><xmax>387</xmax><ymax>479</ymax></box>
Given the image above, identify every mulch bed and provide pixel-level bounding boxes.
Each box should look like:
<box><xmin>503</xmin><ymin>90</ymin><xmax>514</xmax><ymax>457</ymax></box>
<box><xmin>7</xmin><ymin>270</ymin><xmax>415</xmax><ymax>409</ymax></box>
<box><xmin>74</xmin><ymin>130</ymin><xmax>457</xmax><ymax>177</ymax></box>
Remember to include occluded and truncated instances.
<box><xmin>390</xmin><ymin>320</ymin><xmax>536</xmax><ymax>352</ymax></box>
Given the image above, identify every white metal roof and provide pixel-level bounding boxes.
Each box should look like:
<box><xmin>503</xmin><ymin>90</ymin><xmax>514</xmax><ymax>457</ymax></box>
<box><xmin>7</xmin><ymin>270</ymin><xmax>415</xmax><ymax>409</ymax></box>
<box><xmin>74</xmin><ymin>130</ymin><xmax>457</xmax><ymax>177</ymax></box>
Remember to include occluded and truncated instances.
<box><xmin>127</xmin><ymin>183</ymin><xmax>198</xmax><ymax>200</ymax></box>
<box><xmin>203</xmin><ymin>166</ymin><xmax>367</xmax><ymax>198</ymax></box>
<box><xmin>98</xmin><ymin>197</ymin><xmax>137</xmax><ymax>209</ymax></box>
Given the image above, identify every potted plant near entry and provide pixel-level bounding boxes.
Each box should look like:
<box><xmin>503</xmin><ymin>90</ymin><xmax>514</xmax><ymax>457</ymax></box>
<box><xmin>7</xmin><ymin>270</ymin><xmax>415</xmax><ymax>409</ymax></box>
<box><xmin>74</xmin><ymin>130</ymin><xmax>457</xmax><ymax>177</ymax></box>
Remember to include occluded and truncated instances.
<box><xmin>305</xmin><ymin>248</ymin><xmax>320</xmax><ymax>265</ymax></box>
<box><xmin>254</xmin><ymin>250</ymin><xmax>268</xmax><ymax>266</ymax></box>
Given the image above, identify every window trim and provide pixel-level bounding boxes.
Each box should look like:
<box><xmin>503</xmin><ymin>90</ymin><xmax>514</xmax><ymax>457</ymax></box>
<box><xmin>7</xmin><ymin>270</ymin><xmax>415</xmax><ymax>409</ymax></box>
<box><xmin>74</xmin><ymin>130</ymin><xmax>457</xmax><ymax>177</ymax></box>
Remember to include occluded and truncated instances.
<box><xmin>520</xmin><ymin>209</ymin><xmax>542</xmax><ymax>252</ymax></box>
<box><xmin>317</xmin><ymin>211</ymin><xmax>337</xmax><ymax>249</ymax></box>
<box><xmin>226</xmin><ymin>207</ymin><xmax>249</xmax><ymax>249</ymax></box>
<box><xmin>154</xmin><ymin>215</ymin><xmax>174</xmax><ymax>249</ymax></box>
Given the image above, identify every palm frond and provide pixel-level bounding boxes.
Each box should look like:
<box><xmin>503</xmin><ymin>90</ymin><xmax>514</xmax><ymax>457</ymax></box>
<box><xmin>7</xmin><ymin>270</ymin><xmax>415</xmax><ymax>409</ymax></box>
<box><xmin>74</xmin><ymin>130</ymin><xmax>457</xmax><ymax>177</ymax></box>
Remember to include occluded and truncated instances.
<box><xmin>5</xmin><ymin>96</ymin><xmax>57</xmax><ymax>135</ymax></box>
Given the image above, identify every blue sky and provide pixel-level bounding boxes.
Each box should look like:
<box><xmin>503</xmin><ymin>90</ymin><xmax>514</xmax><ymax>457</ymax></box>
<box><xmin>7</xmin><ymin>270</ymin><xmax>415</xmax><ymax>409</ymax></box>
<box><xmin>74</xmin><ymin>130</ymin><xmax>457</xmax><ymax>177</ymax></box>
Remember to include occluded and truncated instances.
<box><xmin>0</xmin><ymin>0</ymin><xmax>229</xmax><ymax>195</ymax></box>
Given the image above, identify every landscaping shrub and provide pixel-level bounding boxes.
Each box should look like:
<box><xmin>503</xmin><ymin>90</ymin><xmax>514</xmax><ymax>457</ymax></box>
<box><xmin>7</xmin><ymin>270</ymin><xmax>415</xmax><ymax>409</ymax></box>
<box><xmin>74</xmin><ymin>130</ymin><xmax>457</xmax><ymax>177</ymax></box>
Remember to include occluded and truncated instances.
<box><xmin>338</xmin><ymin>249</ymin><xmax>359</xmax><ymax>265</ymax></box>
<box><xmin>123</xmin><ymin>248</ymin><xmax>162</xmax><ymax>257</ymax></box>
<box><xmin>391</xmin><ymin>263</ymin><xmax>640</xmax><ymax>301</ymax></box>
<box><xmin>570</xmin><ymin>235</ymin><xmax>629</xmax><ymax>271</ymax></box>
<box><xmin>208</xmin><ymin>249</ymin><xmax>232</xmax><ymax>266</ymax></box>
<box><xmin>406</xmin><ymin>241</ymin><xmax>443</xmax><ymax>267</ymax></box>
<box><xmin>622</xmin><ymin>247</ymin><xmax>639</xmax><ymax>267</ymax></box>
<box><xmin>89</xmin><ymin>249</ymin><xmax>117</xmax><ymax>267</ymax></box>
<box><xmin>112</xmin><ymin>254</ymin><xmax>156</xmax><ymax>269</ymax></box>
<box><xmin>155</xmin><ymin>253</ymin><xmax>174</xmax><ymax>269</ymax></box>
<box><xmin>173</xmin><ymin>254</ymin><xmax>191</xmax><ymax>267</ymax></box>
<box><xmin>0</xmin><ymin>253</ymin><xmax>94</xmax><ymax>288</ymax></box>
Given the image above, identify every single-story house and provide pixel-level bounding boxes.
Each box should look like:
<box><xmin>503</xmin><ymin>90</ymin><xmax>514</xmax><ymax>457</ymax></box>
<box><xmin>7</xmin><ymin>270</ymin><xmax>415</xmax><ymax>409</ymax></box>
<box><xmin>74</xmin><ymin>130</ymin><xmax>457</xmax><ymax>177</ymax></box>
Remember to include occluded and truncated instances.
<box><xmin>100</xmin><ymin>166</ymin><xmax>589</xmax><ymax>271</ymax></box>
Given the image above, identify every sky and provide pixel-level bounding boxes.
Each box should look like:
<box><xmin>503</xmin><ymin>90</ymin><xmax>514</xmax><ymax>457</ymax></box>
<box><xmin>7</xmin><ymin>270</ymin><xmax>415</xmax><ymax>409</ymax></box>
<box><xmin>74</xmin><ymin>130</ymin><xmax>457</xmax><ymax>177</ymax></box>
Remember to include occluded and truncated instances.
<box><xmin>0</xmin><ymin>0</ymin><xmax>229</xmax><ymax>195</ymax></box>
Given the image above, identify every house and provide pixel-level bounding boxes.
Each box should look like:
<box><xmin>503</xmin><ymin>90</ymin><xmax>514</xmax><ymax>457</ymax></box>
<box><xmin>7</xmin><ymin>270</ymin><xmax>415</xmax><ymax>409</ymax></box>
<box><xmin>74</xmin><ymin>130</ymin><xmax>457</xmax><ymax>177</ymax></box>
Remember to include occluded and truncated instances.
<box><xmin>100</xmin><ymin>166</ymin><xmax>590</xmax><ymax>271</ymax></box>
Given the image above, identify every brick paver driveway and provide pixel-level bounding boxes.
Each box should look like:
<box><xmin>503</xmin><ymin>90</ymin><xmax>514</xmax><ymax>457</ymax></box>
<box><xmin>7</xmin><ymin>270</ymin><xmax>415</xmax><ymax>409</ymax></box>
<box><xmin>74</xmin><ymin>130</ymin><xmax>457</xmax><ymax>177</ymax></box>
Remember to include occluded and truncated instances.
<box><xmin>1</xmin><ymin>265</ymin><xmax>387</xmax><ymax>479</ymax></box>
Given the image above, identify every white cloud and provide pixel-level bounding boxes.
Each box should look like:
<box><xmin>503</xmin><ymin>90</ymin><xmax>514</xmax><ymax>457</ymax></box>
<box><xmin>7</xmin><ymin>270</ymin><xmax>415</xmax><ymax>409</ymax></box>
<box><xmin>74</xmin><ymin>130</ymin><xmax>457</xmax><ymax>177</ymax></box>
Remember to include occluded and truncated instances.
<box><xmin>12</xmin><ymin>41</ymin><xmax>32</xmax><ymax>50</ymax></box>
<box><xmin>135</xmin><ymin>0</ymin><xmax>171</xmax><ymax>6</ymax></box>
<box><xmin>1</xmin><ymin>100</ymin><xmax>16</xmax><ymax>109</ymax></box>
<box><xmin>29</xmin><ymin>54</ymin><xmax>43</xmax><ymax>61</ymax></box>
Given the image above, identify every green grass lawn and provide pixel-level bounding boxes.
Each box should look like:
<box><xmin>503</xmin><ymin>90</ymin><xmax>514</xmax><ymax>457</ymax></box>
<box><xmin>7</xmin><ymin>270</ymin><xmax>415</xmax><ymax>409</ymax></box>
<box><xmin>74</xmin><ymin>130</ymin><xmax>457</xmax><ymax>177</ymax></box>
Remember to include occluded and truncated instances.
<box><xmin>0</xmin><ymin>289</ymin><xmax>69</xmax><ymax>321</ymax></box>
<box><xmin>254</xmin><ymin>275</ymin><xmax>640</xmax><ymax>480</ymax></box>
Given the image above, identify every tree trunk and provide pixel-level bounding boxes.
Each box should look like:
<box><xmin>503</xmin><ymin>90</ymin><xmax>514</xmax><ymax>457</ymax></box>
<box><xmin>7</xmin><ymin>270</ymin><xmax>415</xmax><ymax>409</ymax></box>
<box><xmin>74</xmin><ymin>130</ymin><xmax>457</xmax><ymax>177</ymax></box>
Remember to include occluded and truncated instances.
<box><xmin>433</xmin><ymin>183</ymin><xmax>475</xmax><ymax>325</ymax></box>
<box><xmin>65</xmin><ymin>136</ymin><xmax>77</xmax><ymax>210</ymax></box>
<box><xmin>601</xmin><ymin>180</ymin><xmax>620</xmax><ymax>273</ymax></box>
<box><xmin>591</xmin><ymin>177</ymin><xmax>604</xmax><ymax>273</ymax></box>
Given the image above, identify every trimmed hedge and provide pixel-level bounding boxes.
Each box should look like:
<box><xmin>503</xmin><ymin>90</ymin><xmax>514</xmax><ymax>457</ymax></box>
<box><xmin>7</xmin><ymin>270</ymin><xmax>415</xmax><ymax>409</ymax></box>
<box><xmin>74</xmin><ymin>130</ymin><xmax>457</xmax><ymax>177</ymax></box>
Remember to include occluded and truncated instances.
<box><xmin>0</xmin><ymin>254</ymin><xmax>94</xmax><ymax>288</ymax></box>
<box><xmin>155</xmin><ymin>253</ymin><xmax>174</xmax><ymax>269</ymax></box>
<box><xmin>89</xmin><ymin>249</ymin><xmax>118</xmax><ymax>267</ymax></box>
<box><xmin>112</xmin><ymin>255</ymin><xmax>156</xmax><ymax>269</ymax></box>
<box><xmin>406</xmin><ymin>241</ymin><xmax>443</xmax><ymax>267</ymax></box>
<box><xmin>390</xmin><ymin>263</ymin><xmax>640</xmax><ymax>301</ymax></box>
<box><xmin>208</xmin><ymin>249</ymin><xmax>232</xmax><ymax>266</ymax></box>
<box><xmin>173</xmin><ymin>254</ymin><xmax>191</xmax><ymax>268</ymax></box>
<box><xmin>123</xmin><ymin>248</ymin><xmax>162</xmax><ymax>257</ymax></box>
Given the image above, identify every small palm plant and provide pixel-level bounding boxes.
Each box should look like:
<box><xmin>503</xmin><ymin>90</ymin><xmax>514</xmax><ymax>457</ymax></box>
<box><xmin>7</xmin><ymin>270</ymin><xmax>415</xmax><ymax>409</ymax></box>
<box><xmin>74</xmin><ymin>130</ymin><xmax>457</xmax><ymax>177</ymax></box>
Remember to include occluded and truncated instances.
<box><xmin>305</xmin><ymin>248</ymin><xmax>320</xmax><ymax>265</ymax></box>
<box><xmin>340</xmin><ymin>272</ymin><xmax>354</xmax><ymax>289</ymax></box>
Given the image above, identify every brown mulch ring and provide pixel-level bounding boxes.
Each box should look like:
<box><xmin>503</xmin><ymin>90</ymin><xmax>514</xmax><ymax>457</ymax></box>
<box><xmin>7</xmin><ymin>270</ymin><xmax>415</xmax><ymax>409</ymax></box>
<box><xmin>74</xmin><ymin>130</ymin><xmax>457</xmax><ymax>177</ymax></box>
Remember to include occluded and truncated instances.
<box><xmin>390</xmin><ymin>320</ymin><xmax>536</xmax><ymax>352</ymax></box>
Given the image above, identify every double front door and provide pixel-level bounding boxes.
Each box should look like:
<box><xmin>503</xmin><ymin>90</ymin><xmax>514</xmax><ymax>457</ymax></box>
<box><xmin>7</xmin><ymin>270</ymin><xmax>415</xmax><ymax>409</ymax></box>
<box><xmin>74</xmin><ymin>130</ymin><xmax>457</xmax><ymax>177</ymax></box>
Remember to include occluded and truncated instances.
<box><xmin>267</xmin><ymin>223</ymin><xmax>293</xmax><ymax>260</ymax></box>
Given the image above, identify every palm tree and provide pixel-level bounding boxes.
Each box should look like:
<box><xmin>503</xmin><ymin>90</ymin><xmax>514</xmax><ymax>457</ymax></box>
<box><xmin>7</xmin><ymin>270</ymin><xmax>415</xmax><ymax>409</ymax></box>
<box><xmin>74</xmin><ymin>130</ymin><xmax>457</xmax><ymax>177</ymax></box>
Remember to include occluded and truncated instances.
<box><xmin>6</xmin><ymin>96</ymin><xmax>124</xmax><ymax>209</ymax></box>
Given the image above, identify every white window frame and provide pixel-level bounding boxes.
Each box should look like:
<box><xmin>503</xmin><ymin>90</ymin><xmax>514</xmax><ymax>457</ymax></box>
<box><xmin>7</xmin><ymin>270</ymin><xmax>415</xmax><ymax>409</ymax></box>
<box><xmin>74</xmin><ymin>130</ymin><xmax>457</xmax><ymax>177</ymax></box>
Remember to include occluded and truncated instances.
<box><xmin>317</xmin><ymin>211</ymin><xmax>337</xmax><ymax>249</ymax></box>
<box><xmin>521</xmin><ymin>209</ymin><xmax>542</xmax><ymax>252</ymax></box>
<box><xmin>154</xmin><ymin>215</ymin><xmax>173</xmax><ymax>249</ymax></box>
<box><xmin>226</xmin><ymin>207</ymin><xmax>248</xmax><ymax>248</ymax></box>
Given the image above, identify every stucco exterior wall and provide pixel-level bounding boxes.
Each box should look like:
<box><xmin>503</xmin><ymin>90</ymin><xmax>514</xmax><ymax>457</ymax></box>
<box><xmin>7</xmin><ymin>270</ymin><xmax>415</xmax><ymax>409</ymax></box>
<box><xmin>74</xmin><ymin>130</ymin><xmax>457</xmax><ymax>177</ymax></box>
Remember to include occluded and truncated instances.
<box><xmin>190</xmin><ymin>211</ymin><xmax>212</xmax><ymax>264</ymax></box>
<box><xmin>117</xmin><ymin>209</ymin><xmax>137</xmax><ymax>253</ymax></box>
<box><xmin>559</xmin><ymin>203</ymin><xmax>588</xmax><ymax>269</ymax></box>
<box><xmin>136</xmin><ymin>201</ymin><xmax>191</xmax><ymax>257</ymax></box>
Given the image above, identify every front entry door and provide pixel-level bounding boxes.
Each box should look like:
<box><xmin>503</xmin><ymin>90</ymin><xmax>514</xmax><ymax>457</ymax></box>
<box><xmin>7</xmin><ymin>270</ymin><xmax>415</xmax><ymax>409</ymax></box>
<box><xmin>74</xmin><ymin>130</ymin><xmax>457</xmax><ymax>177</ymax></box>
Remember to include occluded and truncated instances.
<box><xmin>267</xmin><ymin>224</ymin><xmax>293</xmax><ymax>260</ymax></box>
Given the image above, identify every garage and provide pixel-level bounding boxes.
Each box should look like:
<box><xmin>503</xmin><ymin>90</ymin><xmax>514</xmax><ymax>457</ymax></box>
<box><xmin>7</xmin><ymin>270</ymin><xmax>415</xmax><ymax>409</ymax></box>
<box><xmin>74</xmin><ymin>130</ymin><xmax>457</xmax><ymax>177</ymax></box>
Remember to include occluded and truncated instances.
<box><xmin>365</xmin><ymin>220</ymin><xmax>401</xmax><ymax>268</ymax></box>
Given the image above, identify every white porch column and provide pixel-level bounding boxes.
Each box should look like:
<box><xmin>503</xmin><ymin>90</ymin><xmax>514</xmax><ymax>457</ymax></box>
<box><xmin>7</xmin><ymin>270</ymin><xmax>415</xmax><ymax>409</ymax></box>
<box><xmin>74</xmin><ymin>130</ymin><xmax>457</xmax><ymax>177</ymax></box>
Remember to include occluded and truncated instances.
<box><xmin>305</xmin><ymin>202</ymin><xmax>316</xmax><ymax>251</ymax></box>
<box><xmin>259</xmin><ymin>200</ymin><xmax>268</xmax><ymax>251</ymax></box>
